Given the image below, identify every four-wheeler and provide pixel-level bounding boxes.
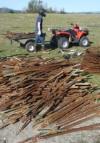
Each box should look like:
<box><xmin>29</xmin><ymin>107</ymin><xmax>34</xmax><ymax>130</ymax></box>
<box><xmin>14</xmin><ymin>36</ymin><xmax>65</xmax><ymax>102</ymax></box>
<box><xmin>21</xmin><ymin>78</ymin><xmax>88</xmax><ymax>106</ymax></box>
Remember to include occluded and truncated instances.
<box><xmin>50</xmin><ymin>24</ymin><xmax>89</xmax><ymax>50</ymax></box>
<box><xmin>6</xmin><ymin>24</ymin><xmax>89</xmax><ymax>52</ymax></box>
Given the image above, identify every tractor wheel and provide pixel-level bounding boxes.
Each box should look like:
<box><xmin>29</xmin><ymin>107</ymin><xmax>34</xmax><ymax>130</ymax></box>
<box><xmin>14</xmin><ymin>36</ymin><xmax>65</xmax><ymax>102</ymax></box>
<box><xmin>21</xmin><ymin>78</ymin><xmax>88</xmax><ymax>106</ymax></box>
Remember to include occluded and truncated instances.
<box><xmin>25</xmin><ymin>41</ymin><xmax>36</xmax><ymax>52</ymax></box>
<box><xmin>58</xmin><ymin>37</ymin><xmax>69</xmax><ymax>50</ymax></box>
<box><xmin>79</xmin><ymin>36</ymin><xmax>89</xmax><ymax>47</ymax></box>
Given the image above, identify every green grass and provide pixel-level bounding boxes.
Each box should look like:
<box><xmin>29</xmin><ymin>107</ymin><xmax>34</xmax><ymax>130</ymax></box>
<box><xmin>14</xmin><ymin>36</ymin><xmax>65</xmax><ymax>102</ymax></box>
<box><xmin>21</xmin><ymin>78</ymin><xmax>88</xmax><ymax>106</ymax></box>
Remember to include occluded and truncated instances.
<box><xmin>0</xmin><ymin>13</ymin><xmax>100</xmax><ymax>86</ymax></box>
<box><xmin>0</xmin><ymin>13</ymin><xmax>100</xmax><ymax>58</ymax></box>
<box><xmin>88</xmin><ymin>74</ymin><xmax>100</xmax><ymax>87</ymax></box>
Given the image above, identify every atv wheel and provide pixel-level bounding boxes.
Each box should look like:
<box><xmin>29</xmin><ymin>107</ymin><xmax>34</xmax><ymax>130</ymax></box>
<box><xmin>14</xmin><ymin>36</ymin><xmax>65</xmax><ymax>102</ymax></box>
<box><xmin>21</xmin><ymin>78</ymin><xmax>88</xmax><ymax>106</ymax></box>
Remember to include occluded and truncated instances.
<box><xmin>58</xmin><ymin>37</ymin><xmax>69</xmax><ymax>50</ymax></box>
<box><xmin>79</xmin><ymin>36</ymin><xmax>89</xmax><ymax>47</ymax></box>
<box><xmin>25</xmin><ymin>41</ymin><xmax>36</xmax><ymax>52</ymax></box>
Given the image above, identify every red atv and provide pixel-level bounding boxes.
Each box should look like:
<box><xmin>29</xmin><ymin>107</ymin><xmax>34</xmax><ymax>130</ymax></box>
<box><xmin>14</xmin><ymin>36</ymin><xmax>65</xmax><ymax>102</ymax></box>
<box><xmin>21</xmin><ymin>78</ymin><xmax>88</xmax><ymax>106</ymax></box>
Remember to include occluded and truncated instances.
<box><xmin>50</xmin><ymin>24</ymin><xmax>89</xmax><ymax>50</ymax></box>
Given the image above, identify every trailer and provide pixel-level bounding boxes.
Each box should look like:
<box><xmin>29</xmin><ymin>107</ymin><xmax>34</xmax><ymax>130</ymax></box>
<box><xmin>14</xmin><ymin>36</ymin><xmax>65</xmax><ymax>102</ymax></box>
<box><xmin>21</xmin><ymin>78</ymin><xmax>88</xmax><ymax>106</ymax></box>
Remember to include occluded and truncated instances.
<box><xmin>6</xmin><ymin>32</ymin><xmax>46</xmax><ymax>52</ymax></box>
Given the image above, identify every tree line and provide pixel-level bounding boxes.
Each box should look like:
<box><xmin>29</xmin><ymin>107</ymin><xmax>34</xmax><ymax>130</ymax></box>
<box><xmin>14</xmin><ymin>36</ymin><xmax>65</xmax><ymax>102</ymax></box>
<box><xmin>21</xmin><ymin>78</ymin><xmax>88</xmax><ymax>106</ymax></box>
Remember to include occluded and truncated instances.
<box><xmin>0</xmin><ymin>0</ymin><xmax>66</xmax><ymax>14</ymax></box>
<box><xmin>26</xmin><ymin>0</ymin><xmax>66</xmax><ymax>13</ymax></box>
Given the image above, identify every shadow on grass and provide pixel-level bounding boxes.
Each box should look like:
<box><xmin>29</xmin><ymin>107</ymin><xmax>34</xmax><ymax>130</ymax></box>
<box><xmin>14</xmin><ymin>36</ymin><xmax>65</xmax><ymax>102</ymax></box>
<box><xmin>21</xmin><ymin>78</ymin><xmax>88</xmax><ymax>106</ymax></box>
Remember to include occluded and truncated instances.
<box><xmin>36</xmin><ymin>41</ymin><xmax>58</xmax><ymax>52</ymax></box>
<box><xmin>90</xmin><ymin>41</ymin><xmax>94</xmax><ymax>45</ymax></box>
<box><xmin>0</xmin><ymin>50</ymin><xmax>5</xmax><ymax>53</ymax></box>
<box><xmin>45</xmin><ymin>41</ymin><xmax>57</xmax><ymax>50</ymax></box>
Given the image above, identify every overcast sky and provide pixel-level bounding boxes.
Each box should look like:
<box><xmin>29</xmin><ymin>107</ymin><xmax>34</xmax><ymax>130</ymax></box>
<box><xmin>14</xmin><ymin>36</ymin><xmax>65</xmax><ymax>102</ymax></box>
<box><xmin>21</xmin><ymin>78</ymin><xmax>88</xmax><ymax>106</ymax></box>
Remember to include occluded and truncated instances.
<box><xmin>0</xmin><ymin>0</ymin><xmax>100</xmax><ymax>12</ymax></box>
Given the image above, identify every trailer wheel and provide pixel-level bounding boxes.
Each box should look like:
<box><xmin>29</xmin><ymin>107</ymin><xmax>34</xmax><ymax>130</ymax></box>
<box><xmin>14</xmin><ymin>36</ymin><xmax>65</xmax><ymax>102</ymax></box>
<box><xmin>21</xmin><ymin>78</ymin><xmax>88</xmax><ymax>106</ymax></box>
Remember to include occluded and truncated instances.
<box><xmin>25</xmin><ymin>41</ymin><xmax>36</xmax><ymax>52</ymax></box>
<box><xmin>58</xmin><ymin>37</ymin><xmax>69</xmax><ymax>50</ymax></box>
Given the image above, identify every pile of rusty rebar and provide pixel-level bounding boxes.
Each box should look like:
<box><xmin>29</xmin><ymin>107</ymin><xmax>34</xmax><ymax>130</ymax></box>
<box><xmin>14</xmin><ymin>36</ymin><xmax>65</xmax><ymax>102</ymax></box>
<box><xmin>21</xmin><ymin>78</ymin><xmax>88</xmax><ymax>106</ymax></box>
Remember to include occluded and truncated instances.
<box><xmin>0</xmin><ymin>57</ymin><xmax>100</xmax><ymax>143</ymax></box>
<box><xmin>81</xmin><ymin>47</ymin><xmax>100</xmax><ymax>73</ymax></box>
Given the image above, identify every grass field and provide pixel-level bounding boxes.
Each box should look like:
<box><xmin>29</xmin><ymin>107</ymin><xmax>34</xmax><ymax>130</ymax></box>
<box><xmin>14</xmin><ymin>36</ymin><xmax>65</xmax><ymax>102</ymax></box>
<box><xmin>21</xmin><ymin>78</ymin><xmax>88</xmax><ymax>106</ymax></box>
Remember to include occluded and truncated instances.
<box><xmin>0</xmin><ymin>13</ymin><xmax>100</xmax><ymax>57</ymax></box>
<box><xmin>0</xmin><ymin>13</ymin><xmax>100</xmax><ymax>86</ymax></box>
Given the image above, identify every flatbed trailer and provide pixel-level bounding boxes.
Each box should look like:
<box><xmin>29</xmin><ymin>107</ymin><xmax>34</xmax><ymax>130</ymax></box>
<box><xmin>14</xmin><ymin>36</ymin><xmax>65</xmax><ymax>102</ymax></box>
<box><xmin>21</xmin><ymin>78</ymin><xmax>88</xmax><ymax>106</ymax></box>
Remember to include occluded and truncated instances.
<box><xmin>6</xmin><ymin>32</ymin><xmax>45</xmax><ymax>52</ymax></box>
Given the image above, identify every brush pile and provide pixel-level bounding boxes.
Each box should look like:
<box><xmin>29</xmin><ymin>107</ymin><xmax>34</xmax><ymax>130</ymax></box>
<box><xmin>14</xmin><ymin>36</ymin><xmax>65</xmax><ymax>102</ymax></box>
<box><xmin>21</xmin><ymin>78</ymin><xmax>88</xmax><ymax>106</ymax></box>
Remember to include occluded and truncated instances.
<box><xmin>0</xmin><ymin>57</ymin><xmax>100</xmax><ymax>143</ymax></box>
<box><xmin>81</xmin><ymin>47</ymin><xmax>100</xmax><ymax>73</ymax></box>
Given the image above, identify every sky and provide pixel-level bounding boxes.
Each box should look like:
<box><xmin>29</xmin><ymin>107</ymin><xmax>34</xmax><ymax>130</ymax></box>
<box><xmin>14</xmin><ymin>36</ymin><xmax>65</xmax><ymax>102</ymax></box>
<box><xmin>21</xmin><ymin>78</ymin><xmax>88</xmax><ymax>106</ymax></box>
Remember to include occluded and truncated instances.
<box><xmin>0</xmin><ymin>0</ymin><xmax>100</xmax><ymax>12</ymax></box>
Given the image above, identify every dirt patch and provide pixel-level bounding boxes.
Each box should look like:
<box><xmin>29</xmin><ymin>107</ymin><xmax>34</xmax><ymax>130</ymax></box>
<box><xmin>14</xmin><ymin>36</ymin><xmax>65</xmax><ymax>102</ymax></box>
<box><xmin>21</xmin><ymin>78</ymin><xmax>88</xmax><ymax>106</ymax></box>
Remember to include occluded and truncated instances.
<box><xmin>0</xmin><ymin>119</ymin><xmax>100</xmax><ymax>143</ymax></box>
<box><xmin>81</xmin><ymin>47</ymin><xmax>100</xmax><ymax>73</ymax></box>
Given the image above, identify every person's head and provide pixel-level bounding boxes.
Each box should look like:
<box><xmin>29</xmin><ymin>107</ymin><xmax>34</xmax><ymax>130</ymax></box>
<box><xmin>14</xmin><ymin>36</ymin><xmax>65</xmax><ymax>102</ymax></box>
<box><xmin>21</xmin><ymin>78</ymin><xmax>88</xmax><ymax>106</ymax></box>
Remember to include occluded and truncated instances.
<box><xmin>38</xmin><ymin>9</ymin><xmax>46</xmax><ymax>17</ymax></box>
